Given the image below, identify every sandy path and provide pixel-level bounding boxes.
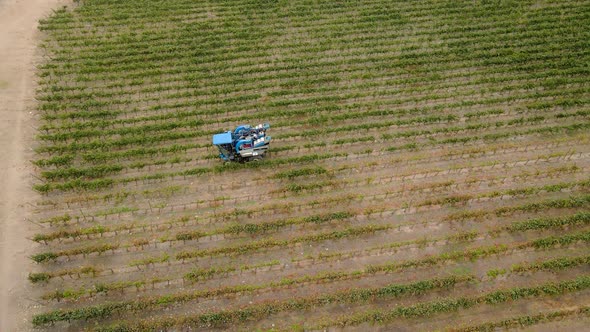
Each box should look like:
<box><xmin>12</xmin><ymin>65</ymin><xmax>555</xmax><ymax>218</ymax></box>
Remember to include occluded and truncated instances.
<box><xmin>0</xmin><ymin>0</ymin><xmax>68</xmax><ymax>330</ymax></box>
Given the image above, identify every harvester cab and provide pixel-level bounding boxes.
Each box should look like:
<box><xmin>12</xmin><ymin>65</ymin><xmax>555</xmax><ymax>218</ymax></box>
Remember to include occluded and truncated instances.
<box><xmin>212</xmin><ymin>123</ymin><xmax>271</xmax><ymax>162</ymax></box>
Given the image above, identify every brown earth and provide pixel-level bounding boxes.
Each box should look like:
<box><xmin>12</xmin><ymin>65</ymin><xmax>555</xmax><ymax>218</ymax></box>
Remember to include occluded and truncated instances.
<box><xmin>0</xmin><ymin>0</ymin><xmax>68</xmax><ymax>330</ymax></box>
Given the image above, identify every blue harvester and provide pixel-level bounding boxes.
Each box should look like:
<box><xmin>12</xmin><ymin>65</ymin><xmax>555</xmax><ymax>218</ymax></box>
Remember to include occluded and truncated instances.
<box><xmin>212</xmin><ymin>123</ymin><xmax>271</xmax><ymax>162</ymax></box>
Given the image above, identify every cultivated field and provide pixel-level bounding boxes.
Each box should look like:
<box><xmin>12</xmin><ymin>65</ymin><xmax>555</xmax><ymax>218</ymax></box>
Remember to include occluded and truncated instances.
<box><xmin>29</xmin><ymin>0</ymin><xmax>590</xmax><ymax>331</ymax></box>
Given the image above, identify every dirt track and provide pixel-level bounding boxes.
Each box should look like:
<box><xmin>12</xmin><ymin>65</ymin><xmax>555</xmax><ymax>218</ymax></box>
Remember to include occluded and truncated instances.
<box><xmin>0</xmin><ymin>0</ymin><xmax>66</xmax><ymax>330</ymax></box>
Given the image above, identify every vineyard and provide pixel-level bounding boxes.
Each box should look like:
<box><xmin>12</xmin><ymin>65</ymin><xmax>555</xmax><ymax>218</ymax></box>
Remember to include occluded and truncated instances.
<box><xmin>29</xmin><ymin>0</ymin><xmax>590</xmax><ymax>330</ymax></box>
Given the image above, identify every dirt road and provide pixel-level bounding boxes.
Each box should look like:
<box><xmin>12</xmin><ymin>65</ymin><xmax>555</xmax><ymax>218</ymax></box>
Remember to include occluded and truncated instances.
<box><xmin>0</xmin><ymin>0</ymin><xmax>67</xmax><ymax>330</ymax></box>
